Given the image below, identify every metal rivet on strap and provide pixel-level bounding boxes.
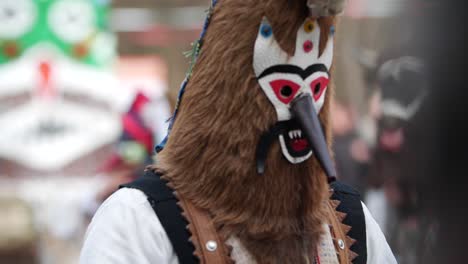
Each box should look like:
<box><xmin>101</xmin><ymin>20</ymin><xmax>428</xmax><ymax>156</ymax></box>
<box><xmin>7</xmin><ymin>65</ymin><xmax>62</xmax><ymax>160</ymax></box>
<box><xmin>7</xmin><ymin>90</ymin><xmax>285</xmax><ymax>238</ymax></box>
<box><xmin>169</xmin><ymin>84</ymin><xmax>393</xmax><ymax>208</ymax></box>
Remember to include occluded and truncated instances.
<box><xmin>338</xmin><ymin>239</ymin><xmax>345</xmax><ymax>249</ymax></box>
<box><xmin>206</xmin><ymin>240</ymin><xmax>218</xmax><ymax>252</ymax></box>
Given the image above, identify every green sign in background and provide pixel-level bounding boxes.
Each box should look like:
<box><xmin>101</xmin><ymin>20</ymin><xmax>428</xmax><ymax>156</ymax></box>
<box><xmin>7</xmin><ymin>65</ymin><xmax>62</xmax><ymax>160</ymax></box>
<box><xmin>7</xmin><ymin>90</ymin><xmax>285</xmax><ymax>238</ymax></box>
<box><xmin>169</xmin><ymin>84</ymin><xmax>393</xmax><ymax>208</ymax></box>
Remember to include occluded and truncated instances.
<box><xmin>0</xmin><ymin>0</ymin><xmax>115</xmax><ymax>67</ymax></box>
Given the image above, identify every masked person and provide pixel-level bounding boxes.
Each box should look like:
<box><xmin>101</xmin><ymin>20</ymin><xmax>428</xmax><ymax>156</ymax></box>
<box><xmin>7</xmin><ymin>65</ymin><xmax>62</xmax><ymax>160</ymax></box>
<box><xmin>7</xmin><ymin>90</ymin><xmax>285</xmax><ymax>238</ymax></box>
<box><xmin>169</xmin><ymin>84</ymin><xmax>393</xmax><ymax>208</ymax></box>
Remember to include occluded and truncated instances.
<box><xmin>80</xmin><ymin>1</ymin><xmax>396</xmax><ymax>263</ymax></box>
<box><xmin>369</xmin><ymin>51</ymin><xmax>427</xmax><ymax>264</ymax></box>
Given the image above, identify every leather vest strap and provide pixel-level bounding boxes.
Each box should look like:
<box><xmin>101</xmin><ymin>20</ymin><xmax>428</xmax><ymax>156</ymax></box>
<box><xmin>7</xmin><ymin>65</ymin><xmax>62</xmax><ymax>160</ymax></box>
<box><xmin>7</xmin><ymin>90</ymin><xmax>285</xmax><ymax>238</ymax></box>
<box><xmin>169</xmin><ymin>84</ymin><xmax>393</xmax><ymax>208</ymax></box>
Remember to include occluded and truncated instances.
<box><xmin>123</xmin><ymin>171</ymin><xmax>363</xmax><ymax>264</ymax></box>
<box><xmin>177</xmin><ymin>195</ymin><xmax>233</xmax><ymax>264</ymax></box>
<box><xmin>179</xmin><ymin>196</ymin><xmax>354</xmax><ymax>264</ymax></box>
<box><xmin>324</xmin><ymin>195</ymin><xmax>359</xmax><ymax>264</ymax></box>
<box><xmin>325</xmin><ymin>199</ymin><xmax>350</xmax><ymax>263</ymax></box>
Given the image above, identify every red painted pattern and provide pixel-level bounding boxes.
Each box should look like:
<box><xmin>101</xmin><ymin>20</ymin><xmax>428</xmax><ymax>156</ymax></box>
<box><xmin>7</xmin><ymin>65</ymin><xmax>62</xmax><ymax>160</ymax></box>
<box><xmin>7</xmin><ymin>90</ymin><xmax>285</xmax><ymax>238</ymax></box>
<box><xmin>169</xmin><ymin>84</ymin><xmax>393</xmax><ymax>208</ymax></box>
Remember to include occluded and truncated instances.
<box><xmin>269</xmin><ymin>79</ymin><xmax>301</xmax><ymax>104</ymax></box>
<box><xmin>310</xmin><ymin>76</ymin><xmax>329</xmax><ymax>101</ymax></box>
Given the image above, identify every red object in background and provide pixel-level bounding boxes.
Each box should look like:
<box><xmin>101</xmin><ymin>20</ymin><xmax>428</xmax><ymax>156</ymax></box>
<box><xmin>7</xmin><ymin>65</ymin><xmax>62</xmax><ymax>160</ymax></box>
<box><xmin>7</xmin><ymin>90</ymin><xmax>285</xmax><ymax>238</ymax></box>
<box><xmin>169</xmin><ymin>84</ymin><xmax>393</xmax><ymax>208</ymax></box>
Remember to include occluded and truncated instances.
<box><xmin>37</xmin><ymin>61</ymin><xmax>56</xmax><ymax>98</ymax></box>
<box><xmin>122</xmin><ymin>92</ymin><xmax>153</xmax><ymax>153</ymax></box>
<box><xmin>130</xmin><ymin>92</ymin><xmax>151</xmax><ymax>113</ymax></box>
<box><xmin>98</xmin><ymin>92</ymin><xmax>154</xmax><ymax>173</ymax></box>
<box><xmin>98</xmin><ymin>154</ymin><xmax>124</xmax><ymax>173</ymax></box>
<box><xmin>121</xmin><ymin>114</ymin><xmax>153</xmax><ymax>153</ymax></box>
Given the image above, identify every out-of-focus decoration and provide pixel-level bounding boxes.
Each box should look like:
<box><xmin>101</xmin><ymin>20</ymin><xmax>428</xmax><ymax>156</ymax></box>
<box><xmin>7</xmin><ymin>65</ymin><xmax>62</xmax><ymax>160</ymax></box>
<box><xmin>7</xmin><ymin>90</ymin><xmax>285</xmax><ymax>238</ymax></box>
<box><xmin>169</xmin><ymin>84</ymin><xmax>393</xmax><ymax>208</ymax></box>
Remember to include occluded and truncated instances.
<box><xmin>0</xmin><ymin>1</ymin><xmax>125</xmax><ymax>263</ymax></box>
<box><xmin>100</xmin><ymin>92</ymin><xmax>154</xmax><ymax>173</ymax></box>
<box><xmin>115</xmin><ymin>56</ymin><xmax>171</xmax><ymax>145</ymax></box>
<box><xmin>0</xmin><ymin>0</ymin><xmax>121</xmax><ymax>175</ymax></box>
<box><xmin>0</xmin><ymin>0</ymin><xmax>115</xmax><ymax>66</ymax></box>
<box><xmin>0</xmin><ymin>197</ymin><xmax>38</xmax><ymax>264</ymax></box>
<box><xmin>90</xmin><ymin>91</ymin><xmax>164</xmax><ymax>210</ymax></box>
<box><xmin>78</xmin><ymin>56</ymin><xmax>170</xmax><ymax>219</ymax></box>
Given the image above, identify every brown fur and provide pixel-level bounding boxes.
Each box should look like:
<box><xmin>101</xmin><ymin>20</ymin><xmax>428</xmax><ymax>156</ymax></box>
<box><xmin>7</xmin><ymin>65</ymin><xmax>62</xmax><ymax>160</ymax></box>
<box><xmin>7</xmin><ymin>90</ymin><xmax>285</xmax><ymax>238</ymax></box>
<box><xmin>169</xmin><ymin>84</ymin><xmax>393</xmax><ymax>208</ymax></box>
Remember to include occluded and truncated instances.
<box><xmin>153</xmin><ymin>1</ymin><xmax>337</xmax><ymax>263</ymax></box>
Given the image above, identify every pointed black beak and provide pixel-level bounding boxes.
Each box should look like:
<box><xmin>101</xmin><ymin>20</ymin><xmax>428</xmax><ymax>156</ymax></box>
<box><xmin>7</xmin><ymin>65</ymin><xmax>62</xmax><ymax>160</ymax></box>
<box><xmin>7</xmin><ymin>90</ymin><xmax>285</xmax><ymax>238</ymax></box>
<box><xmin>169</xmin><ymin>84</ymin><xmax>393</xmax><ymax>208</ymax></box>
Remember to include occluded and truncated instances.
<box><xmin>291</xmin><ymin>94</ymin><xmax>337</xmax><ymax>181</ymax></box>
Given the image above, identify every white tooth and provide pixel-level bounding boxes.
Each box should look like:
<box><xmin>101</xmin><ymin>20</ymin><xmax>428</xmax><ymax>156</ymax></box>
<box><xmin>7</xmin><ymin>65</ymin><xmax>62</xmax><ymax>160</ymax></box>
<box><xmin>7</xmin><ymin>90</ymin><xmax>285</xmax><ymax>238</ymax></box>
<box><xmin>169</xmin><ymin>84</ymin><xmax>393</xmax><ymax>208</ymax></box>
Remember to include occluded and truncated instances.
<box><xmin>298</xmin><ymin>130</ymin><xmax>302</xmax><ymax>138</ymax></box>
<box><xmin>289</xmin><ymin>131</ymin><xmax>294</xmax><ymax>139</ymax></box>
<box><xmin>295</xmin><ymin>130</ymin><xmax>300</xmax><ymax>138</ymax></box>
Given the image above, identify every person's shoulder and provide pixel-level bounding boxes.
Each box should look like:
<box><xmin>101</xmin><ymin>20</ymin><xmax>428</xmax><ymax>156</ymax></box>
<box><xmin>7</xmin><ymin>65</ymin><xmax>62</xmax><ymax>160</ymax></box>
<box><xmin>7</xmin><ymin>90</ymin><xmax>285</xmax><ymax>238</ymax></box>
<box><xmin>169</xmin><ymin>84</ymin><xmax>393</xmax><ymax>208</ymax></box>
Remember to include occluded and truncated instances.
<box><xmin>101</xmin><ymin>188</ymin><xmax>150</xmax><ymax>210</ymax></box>
<box><xmin>80</xmin><ymin>188</ymin><xmax>176</xmax><ymax>264</ymax></box>
<box><xmin>90</xmin><ymin>187</ymin><xmax>159</xmax><ymax>227</ymax></box>
<box><xmin>87</xmin><ymin>189</ymin><xmax>143</xmax><ymax>227</ymax></box>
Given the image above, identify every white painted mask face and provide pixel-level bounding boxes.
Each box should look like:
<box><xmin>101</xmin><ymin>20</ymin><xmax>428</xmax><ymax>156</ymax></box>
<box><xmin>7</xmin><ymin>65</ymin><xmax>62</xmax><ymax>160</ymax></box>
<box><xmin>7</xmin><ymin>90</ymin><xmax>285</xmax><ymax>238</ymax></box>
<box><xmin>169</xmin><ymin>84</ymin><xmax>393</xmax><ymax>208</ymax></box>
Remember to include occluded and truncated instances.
<box><xmin>253</xmin><ymin>18</ymin><xmax>334</xmax><ymax>164</ymax></box>
<box><xmin>378</xmin><ymin>56</ymin><xmax>426</xmax><ymax>121</ymax></box>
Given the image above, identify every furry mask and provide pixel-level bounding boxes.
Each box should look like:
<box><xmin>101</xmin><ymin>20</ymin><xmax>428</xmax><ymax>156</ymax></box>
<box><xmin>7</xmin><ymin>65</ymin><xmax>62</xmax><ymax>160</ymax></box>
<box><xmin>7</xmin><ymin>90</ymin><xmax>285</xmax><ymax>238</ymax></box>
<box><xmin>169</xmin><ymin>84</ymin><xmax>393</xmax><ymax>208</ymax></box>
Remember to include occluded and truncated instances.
<box><xmin>154</xmin><ymin>0</ymin><xmax>339</xmax><ymax>263</ymax></box>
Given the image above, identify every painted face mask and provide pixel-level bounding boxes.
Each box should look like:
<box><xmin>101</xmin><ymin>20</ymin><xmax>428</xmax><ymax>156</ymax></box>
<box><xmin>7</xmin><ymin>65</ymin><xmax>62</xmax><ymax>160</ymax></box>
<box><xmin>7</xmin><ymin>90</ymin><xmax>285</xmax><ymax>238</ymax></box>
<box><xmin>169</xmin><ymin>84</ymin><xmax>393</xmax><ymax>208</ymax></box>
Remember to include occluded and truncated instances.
<box><xmin>376</xmin><ymin>56</ymin><xmax>426</xmax><ymax>153</ymax></box>
<box><xmin>254</xmin><ymin>17</ymin><xmax>336</xmax><ymax>180</ymax></box>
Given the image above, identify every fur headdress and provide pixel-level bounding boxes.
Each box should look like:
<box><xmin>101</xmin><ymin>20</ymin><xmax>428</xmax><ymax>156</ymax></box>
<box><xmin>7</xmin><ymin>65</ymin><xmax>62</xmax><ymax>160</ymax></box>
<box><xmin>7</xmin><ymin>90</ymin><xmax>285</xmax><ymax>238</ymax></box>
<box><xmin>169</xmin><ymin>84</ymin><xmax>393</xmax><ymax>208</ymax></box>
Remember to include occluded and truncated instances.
<box><xmin>153</xmin><ymin>1</ymin><xmax>340</xmax><ymax>263</ymax></box>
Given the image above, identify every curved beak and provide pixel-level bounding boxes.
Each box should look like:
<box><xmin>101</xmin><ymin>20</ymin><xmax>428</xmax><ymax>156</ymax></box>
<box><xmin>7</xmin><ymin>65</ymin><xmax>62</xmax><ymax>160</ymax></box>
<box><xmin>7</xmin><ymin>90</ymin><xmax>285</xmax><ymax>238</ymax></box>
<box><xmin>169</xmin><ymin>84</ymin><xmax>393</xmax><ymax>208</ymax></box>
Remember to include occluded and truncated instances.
<box><xmin>291</xmin><ymin>94</ymin><xmax>336</xmax><ymax>181</ymax></box>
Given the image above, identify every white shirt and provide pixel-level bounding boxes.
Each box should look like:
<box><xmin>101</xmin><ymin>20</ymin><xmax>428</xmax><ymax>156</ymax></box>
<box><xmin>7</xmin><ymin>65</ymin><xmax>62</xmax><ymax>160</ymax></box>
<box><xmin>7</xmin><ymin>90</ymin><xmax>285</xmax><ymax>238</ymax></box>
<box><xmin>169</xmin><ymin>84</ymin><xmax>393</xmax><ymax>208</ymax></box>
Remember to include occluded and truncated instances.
<box><xmin>80</xmin><ymin>188</ymin><xmax>397</xmax><ymax>264</ymax></box>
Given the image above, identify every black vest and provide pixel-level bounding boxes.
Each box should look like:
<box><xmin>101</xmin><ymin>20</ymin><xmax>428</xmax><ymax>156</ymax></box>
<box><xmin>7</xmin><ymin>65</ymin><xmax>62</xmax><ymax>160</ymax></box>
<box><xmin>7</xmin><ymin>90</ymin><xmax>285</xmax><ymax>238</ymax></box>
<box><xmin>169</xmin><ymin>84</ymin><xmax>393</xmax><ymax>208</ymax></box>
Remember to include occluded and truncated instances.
<box><xmin>121</xmin><ymin>170</ymin><xmax>368</xmax><ymax>264</ymax></box>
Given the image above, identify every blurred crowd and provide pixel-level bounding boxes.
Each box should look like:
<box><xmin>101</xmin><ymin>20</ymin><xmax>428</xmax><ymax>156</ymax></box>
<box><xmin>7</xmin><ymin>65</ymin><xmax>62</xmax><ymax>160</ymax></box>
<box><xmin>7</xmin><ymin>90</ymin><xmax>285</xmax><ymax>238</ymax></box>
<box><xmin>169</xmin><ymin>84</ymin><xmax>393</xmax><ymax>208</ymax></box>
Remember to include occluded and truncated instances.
<box><xmin>0</xmin><ymin>0</ymin><xmax>463</xmax><ymax>264</ymax></box>
<box><xmin>331</xmin><ymin>50</ymin><xmax>430</xmax><ymax>264</ymax></box>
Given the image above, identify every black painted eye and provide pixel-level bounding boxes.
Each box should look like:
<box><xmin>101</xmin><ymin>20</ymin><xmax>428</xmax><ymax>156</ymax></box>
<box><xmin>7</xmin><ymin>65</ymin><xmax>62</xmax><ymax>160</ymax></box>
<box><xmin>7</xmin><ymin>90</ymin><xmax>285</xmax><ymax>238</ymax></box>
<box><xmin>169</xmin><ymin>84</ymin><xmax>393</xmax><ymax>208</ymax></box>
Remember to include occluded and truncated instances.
<box><xmin>314</xmin><ymin>83</ymin><xmax>321</xmax><ymax>95</ymax></box>
<box><xmin>280</xmin><ymin>85</ymin><xmax>293</xmax><ymax>98</ymax></box>
<box><xmin>270</xmin><ymin>80</ymin><xmax>301</xmax><ymax>104</ymax></box>
<box><xmin>310</xmin><ymin>76</ymin><xmax>330</xmax><ymax>101</ymax></box>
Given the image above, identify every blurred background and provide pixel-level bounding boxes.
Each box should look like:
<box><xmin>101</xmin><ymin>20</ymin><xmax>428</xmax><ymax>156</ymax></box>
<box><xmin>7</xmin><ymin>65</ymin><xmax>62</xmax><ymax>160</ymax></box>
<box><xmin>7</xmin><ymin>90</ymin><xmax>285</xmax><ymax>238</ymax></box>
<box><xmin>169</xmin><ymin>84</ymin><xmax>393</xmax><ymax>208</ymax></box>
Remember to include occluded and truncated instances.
<box><xmin>0</xmin><ymin>0</ymin><xmax>456</xmax><ymax>263</ymax></box>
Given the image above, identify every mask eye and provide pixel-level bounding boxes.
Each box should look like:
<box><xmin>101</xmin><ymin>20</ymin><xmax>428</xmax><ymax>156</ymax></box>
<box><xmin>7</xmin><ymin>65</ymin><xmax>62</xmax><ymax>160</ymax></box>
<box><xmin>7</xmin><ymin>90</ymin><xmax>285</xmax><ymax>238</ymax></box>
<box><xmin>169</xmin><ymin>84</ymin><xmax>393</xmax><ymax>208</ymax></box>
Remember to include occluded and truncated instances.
<box><xmin>270</xmin><ymin>79</ymin><xmax>301</xmax><ymax>104</ymax></box>
<box><xmin>310</xmin><ymin>76</ymin><xmax>329</xmax><ymax>101</ymax></box>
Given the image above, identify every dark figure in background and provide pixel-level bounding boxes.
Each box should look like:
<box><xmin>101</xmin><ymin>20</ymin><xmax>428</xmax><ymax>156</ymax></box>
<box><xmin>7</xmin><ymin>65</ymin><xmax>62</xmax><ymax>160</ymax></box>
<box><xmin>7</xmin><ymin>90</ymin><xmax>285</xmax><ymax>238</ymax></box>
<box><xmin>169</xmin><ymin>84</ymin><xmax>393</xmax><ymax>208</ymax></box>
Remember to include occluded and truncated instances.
<box><xmin>371</xmin><ymin>53</ymin><xmax>426</xmax><ymax>186</ymax></box>
<box><xmin>364</xmin><ymin>1</ymin><xmax>468</xmax><ymax>263</ymax></box>
<box><xmin>366</xmin><ymin>51</ymin><xmax>428</xmax><ymax>264</ymax></box>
